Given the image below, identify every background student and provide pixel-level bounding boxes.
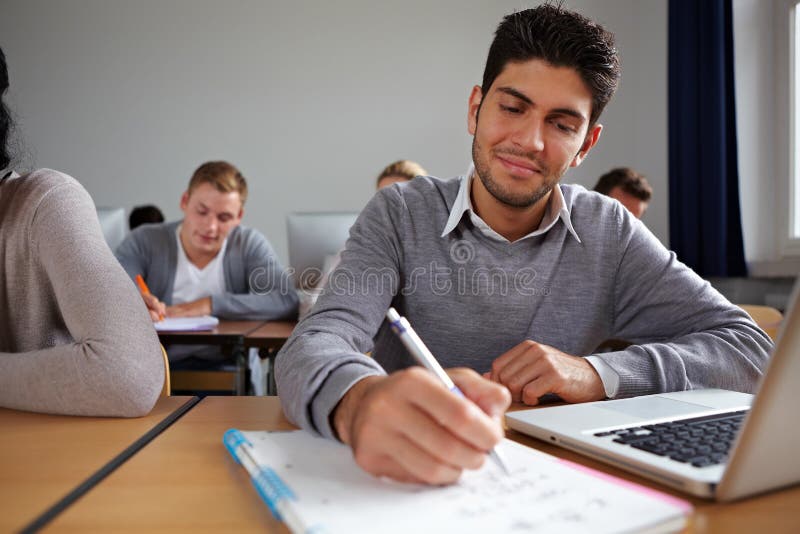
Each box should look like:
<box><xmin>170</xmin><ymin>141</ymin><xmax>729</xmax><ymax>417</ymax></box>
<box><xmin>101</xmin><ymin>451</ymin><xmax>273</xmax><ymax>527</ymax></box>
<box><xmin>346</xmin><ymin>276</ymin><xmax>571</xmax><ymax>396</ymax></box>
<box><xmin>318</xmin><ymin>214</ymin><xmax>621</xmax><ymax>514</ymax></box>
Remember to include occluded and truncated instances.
<box><xmin>593</xmin><ymin>166</ymin><xmax>653</xmax><ymax>219</ymax></box>
<box><xmin>129</xmin><ymin>204</ymin><xmax>165</xmax><ymax>230</ymax></box>
<box><xmin>298</xmin><ymin>159</ymin><xmax>429</xmax><ymax>319</ymax></box>
<box><xmin>0</xmin><ymin>46</ymin><xmax>164</xmax><ymax>417</ymax></box>
<box><xmin>376</xmin><ymin>160</ymin><xmax>428</xmax><ymax>190</ymax></box>
<box><xmin>117</xmin><ymin>160</ymin><xmax>298</xmax><ymax>323</ymax></box>
<box><xmin>115</xmin><ymin>161</ymin><xmax>298</xmax><ymax>362</ymax></box>
<box><xmin>275</xmin><ymin>5</ymin><xmax>771</xmax><ymax>486</ymax></box>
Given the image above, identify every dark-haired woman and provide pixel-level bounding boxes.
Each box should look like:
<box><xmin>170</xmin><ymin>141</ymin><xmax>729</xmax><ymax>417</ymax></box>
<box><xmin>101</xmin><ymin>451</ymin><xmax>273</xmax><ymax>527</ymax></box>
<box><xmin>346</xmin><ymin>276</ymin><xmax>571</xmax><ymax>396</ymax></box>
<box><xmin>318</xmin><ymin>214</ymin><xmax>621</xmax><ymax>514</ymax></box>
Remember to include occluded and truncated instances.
<box><xmin>0</xmin><ymin>47</ymin><xmax>163</xmax><ymax>416</ymax></box>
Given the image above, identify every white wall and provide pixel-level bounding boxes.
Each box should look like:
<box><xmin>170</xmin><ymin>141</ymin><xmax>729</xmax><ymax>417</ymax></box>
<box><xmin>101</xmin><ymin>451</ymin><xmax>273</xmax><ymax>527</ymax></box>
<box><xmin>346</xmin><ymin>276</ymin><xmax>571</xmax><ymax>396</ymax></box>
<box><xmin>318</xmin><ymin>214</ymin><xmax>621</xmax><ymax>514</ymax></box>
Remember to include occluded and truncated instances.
<box><xmin>0</xmin><ymin>0</ymin><xmax>668</xmax><ymax>263</ymax></box>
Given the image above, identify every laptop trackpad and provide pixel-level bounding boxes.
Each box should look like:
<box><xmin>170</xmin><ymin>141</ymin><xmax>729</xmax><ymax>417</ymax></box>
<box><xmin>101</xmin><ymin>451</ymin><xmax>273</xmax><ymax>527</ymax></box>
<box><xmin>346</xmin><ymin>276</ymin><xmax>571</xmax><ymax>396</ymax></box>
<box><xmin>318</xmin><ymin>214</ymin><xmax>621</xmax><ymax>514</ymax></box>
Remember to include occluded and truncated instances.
<box><xmin>597</xmin><ymin>396</ymin><xmax>707</xmax><ymax>420</ymax></box>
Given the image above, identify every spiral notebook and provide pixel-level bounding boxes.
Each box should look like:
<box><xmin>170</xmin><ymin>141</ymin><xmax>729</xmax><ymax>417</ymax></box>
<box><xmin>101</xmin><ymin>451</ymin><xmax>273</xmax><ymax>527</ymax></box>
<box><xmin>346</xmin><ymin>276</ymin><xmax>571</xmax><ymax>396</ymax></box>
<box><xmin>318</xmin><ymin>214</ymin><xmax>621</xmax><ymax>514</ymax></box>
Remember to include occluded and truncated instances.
<box><xmin>223</xmin><ymin>429</ymin><xmax>691</xmax><ymax>533</ymax></box>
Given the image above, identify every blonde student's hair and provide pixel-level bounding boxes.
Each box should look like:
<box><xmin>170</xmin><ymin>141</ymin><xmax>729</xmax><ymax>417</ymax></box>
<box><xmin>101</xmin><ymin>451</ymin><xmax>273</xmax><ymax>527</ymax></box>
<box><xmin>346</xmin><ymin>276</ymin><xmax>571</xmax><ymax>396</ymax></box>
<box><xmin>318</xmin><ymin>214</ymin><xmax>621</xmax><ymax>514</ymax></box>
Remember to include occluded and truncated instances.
<box><xmin>376</xmin><ymin>160</ymin><xmax>428</xmax><ymax>186</ymax></box>
<box><xmin>187</xmin><ymin>161</ymin><xmax>248</xmax><ymax>205</ymax></box>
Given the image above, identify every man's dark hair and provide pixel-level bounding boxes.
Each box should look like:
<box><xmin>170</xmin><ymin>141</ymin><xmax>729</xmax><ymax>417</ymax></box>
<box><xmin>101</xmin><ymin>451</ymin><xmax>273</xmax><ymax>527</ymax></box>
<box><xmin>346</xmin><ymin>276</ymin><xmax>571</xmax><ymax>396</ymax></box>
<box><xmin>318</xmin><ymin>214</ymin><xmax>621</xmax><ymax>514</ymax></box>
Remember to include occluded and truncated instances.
<box><xmin>481</xmin><ymin>3</ymin><xmax>621</xmax><ymax>126</ymax></box>
<box><xmin>129</xmin><ymin>204</ymin><xmax>165</xmax><ymax>230</ymax></box>
<box><xmin>0</xmin><ymin>47</ymin><xmax>13</xmax><ymax>170</ymax></box>
<box><xmin>594</xmin><ymin>167</ymin><xmax>653</xmax><ymax>202</ymax></box>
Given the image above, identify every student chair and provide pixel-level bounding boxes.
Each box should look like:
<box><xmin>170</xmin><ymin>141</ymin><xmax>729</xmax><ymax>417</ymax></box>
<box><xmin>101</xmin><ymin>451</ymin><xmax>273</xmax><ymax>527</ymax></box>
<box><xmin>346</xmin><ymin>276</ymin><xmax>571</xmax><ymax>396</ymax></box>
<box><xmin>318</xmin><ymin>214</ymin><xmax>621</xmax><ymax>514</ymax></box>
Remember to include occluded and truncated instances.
<box><xmin>160</xmin><ymin>345</ymin><xmax>171</xmax><ymax>397</ymax></box>
<box><xmin>169</xmin><ymin>367</ymin><xmax>239</xmax><ymax>394</ymax></box>
<box><xmin>594</xmin><ymin>304</ymin><xmax>784</xmax><ymax>353</ymax></box>
<box><xmin>738</xmin><ymin>304</ymin><xmax>784</xmax><ymax>341</ymax></box>
<box><xmin>167</xmin><ymin>353</ymin><xmax>242</xmax><ymax>396</ymax></box>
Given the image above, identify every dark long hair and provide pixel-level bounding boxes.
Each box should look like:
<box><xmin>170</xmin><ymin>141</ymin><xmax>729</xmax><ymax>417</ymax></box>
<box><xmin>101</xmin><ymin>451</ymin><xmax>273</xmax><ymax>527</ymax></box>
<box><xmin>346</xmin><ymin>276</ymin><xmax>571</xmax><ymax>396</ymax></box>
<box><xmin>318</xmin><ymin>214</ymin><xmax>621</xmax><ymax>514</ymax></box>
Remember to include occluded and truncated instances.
<box><xmin>1</xmin><ymin>47</ymin><xmax>13</xmax><ymax>171</ymax></box>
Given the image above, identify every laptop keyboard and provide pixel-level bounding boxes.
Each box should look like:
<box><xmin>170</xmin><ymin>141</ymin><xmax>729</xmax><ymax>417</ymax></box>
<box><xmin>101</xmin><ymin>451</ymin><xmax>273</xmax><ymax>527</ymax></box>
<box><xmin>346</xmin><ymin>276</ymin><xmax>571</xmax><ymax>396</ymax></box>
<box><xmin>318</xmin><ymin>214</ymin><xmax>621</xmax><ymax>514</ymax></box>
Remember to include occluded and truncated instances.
<box><xmin>593</xmin><ymin>410</ymin><xmax>748</xmax><ymax>468</ymax></box>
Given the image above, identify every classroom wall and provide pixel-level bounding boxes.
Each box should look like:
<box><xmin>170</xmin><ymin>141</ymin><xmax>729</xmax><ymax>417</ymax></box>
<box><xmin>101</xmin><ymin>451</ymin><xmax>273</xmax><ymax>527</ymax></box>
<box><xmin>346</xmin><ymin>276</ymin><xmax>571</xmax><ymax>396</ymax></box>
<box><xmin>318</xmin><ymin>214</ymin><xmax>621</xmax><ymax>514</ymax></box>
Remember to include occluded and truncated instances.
<box><xmin>0</xmin><ymin>0</ymin><xmax>668</xmax><ymax>264</ymax></box>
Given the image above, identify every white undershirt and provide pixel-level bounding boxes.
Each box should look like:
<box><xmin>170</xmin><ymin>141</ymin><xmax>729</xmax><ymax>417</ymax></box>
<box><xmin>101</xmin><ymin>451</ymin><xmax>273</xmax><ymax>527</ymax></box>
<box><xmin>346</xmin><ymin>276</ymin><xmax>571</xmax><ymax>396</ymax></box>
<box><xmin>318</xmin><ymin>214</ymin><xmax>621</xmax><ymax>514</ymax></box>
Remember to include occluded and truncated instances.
<box><xmin>172</xmin><ymin>225</ymin><xmax>227</xmax><ymax>305</ymax></box>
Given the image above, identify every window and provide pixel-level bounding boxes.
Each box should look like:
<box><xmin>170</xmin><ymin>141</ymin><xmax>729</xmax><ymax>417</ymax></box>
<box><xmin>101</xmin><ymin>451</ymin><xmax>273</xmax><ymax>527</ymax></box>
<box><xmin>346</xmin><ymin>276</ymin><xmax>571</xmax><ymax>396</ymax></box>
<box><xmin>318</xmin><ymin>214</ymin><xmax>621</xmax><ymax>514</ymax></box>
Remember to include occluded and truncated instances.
<box><xmin>793</xmin><ymin>2</ymin><xmax>800</xmax><ymax>243</ymax></box>
<box><xmin>733</xmin><ymin>0</ymin><xmax>799</xmax><ymax>273</ymax></box>
<box><xmin>784</xmin><ymin>0</ymin><xmax>800</xmax><ymax>257</ymax></box>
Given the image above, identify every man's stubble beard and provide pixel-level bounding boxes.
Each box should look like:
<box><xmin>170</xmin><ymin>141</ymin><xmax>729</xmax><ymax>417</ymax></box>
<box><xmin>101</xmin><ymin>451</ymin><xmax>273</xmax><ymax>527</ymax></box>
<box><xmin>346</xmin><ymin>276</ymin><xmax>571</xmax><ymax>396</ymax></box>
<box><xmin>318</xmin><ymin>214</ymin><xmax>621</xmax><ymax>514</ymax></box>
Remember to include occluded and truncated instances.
<box><xmin>471</xmin><ymin>135</ymin><xmax>563</xmax><ymax>209</ymax></box>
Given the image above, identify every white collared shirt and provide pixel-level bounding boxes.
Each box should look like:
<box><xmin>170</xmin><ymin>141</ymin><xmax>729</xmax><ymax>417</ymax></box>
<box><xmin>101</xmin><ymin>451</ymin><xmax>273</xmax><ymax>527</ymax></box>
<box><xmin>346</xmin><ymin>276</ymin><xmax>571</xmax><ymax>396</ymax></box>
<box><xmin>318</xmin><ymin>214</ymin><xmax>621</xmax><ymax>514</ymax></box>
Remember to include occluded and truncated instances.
<box><xmin>440</xmin><ymin>165</ymin><xmax>582</xmax><ymax>244</ymax></box>
<box><xmin>441</xmin><ymin>165</ymin><xmax>620</xmax><ymax>398</ymax></box>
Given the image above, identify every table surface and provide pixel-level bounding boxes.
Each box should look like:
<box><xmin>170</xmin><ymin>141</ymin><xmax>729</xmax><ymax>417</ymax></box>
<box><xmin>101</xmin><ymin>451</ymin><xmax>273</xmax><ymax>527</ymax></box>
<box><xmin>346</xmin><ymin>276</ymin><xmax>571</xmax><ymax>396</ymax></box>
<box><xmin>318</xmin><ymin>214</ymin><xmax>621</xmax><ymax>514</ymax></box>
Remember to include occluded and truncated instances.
<box><xmin>244</xmin><ymin>321</ymin><xmax>297</xmax><ymax>349</ymax></box>
<box><xmin>47</xmin><ymin>397</ymin><xmax>291</xmax><ymax>533</ymax></box>
<box><xmin>157</xmin><ymin>320</ymin><xmax>266</xmax><ymax>345</ymax></box>
<box><xmin>47</xmin><ymin>397</ymin><xmax>800</xmax><ymax>533</ymax></box>
<box><xmin>0</xmin><ymin>396</ymin><xmax>192</xmax><ymax>533</ymax></box>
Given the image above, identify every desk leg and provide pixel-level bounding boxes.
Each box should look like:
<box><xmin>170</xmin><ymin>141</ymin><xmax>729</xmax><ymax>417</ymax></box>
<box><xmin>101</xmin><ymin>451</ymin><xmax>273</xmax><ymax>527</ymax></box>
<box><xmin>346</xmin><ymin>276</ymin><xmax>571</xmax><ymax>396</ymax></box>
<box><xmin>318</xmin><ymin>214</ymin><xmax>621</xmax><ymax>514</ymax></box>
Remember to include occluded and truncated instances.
<box><xmin>233</xmin><ymin>344</ymin><xmax>247</xmax><ymax>395</ymax></box>
<box><xmin>268</xmin><ymin>351</ymin><xmax>277</xmax><ymax>396</ymax></box>
<box><xmin>258</xmin><ymin>349</ymin><xmax>276</xmax><ymax>396</ymax></box>
<box><xmin>260</xmin><ymin>346</ymin><xmax>283</xmax><ymax>396</ymax></box>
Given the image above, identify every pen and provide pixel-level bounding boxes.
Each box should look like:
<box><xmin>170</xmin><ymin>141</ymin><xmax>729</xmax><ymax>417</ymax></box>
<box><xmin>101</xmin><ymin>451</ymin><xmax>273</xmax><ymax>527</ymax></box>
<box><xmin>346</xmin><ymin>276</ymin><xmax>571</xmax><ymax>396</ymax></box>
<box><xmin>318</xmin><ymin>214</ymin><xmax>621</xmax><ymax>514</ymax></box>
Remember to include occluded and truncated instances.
<box><xmin>385</xmin><ymin>307</ymin><xmax>510</xmax><ymax>475</ymax></box>
<box><xmin>135</xmin><ymin>274</ymin><xmax>164</xmax><ymax>321</ymax></box>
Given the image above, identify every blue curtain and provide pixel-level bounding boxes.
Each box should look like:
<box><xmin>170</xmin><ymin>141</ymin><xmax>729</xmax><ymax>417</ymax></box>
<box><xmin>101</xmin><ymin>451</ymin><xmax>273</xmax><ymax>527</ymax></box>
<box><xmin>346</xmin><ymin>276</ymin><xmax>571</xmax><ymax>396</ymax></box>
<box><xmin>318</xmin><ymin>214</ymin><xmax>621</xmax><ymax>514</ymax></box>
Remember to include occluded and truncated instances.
<box><xmin>668</xmin><ymin>0</ymin><xmax>747</xmax><ymax>277</ymax></box>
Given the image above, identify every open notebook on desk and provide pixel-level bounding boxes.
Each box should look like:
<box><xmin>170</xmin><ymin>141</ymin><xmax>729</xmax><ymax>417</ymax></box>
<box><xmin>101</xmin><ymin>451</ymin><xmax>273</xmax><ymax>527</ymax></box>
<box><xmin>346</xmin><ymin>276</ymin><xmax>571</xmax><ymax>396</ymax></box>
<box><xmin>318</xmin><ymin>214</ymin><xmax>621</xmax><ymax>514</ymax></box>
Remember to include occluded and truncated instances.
<box><xmin>154</xmin><ymin>315</ymin><xmax>219</xmax><ymax>332</ymax></box>
<box><xmin>224</xmin><ymin>429</ymin><xmax>691</xmax><ymax>534</ymax></box>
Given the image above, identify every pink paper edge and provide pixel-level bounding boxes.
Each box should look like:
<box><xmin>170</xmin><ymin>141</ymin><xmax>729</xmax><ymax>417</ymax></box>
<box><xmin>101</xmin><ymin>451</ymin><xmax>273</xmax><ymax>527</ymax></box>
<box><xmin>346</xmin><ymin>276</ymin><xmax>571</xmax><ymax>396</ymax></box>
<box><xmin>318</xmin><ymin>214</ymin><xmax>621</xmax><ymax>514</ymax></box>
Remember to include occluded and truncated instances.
<box><xmin>557</xmin><ymin>457</ymin><xmax>694</xmax><ymax>513</ymax></box>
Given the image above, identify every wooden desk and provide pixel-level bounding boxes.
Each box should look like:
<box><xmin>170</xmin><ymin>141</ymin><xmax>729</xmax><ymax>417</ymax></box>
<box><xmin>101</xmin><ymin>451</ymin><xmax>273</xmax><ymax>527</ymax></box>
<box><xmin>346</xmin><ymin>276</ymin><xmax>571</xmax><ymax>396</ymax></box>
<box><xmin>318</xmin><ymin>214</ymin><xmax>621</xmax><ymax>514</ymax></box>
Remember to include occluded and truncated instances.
<box><xmin>0</xmin><ymin>396</ymin><xmax>194</xmax><ymax>533</ymax></box>
<box><xmin>159</xmin><ymin>320</ymin><xmax>267</xmax><ymax>395</ymax></box>
<box><xmin>245</xmin><ymin>321</ymin><xmax>297</xmax><ymax>395</ymax></box>
<box><xmin>47</xmin><ymin>397</ymin><xmax>291</xmax><ymax>533</ymax></box>
<box><xmin>245</xmin><ymin>321</ymin><xmax>296</xmax><ymax>351</ymax></box>
<box><xmin>156</xmin><ymin>320</ymin><xmax>266</xmax><ymax>345</ymax></box>
<box><xmin>48</xmin><ymin>397</ymin><xmax>800</xmax><ymax>532</ymax></box>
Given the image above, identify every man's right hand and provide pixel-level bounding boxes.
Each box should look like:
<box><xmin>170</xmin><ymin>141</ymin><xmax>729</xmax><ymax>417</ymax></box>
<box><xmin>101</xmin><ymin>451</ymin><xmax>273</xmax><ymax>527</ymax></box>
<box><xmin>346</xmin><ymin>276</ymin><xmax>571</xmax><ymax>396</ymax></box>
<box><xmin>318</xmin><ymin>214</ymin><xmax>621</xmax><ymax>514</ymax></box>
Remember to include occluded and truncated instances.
<box><xmin>141</xmin><ymin>292</ymin><xmax>166</xmax><ymax>322</ymax></box>
<box><xmin>332</xmin><ymin>367</ymin><xmax>510</xmax><ymax>485</ymax></box>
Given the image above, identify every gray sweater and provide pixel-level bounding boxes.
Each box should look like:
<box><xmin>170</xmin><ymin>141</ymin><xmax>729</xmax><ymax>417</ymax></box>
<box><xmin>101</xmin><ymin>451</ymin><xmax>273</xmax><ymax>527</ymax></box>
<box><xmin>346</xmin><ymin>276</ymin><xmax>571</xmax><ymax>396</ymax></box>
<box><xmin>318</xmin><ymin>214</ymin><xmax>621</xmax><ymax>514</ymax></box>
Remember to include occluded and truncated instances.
<box><xmin>276</xmin><ymin>176</ymin><xmax>772</xmax><ymax>439</ymax></box>
<box><xmin>0</xmin><ymin>170</ymin><xmax>164</xmax><ymax>417</ymax></box>
<box><xmin>116</xmin><ymin>221</ymin><xmax>298</xmax><ymax>320</ymax></box>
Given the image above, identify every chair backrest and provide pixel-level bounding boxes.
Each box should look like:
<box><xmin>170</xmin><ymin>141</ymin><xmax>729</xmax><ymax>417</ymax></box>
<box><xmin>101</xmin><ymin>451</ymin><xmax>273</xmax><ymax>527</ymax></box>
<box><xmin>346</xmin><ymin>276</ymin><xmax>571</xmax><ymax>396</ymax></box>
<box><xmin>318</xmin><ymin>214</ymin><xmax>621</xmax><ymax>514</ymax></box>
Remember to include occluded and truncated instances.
<box><xmin>160</xmin><ymin>345</ymin><xmax>171</xmax><ymax>397</ymax></box>
<box><xmin>738</xmin><ymin>304</ymin><xmax>784</xmax><ymax>341</ymax></box>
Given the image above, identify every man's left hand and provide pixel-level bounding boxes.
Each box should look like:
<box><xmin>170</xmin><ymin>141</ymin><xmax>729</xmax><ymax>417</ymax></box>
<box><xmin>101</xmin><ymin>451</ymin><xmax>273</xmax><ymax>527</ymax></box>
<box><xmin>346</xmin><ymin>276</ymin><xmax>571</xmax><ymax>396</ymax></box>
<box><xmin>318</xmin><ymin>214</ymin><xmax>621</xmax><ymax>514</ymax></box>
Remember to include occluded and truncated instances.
<box><xmin>485</xmin><ymin>340</ymin><xmax>606</xmax><ymax>405</ymax></box>
<box><xmin>166</xmin><ymin>297</ymin><xmax>212</xmax><ymax>317</ymax></box>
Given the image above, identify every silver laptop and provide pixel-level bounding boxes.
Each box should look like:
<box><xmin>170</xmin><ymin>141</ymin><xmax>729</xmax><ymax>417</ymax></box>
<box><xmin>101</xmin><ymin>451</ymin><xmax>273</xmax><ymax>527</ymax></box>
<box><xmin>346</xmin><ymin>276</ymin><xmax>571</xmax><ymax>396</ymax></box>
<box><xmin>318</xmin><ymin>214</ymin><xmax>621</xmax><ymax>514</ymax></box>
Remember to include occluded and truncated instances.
<box><xmin>286</xmin><ymin>212</ymin><xmax>359</xmax><ymax>288</ymax></box>
<box><xmin>506</xmin><ymin>282</ymin><xmax>800</xmax><ymax>501</ymax></box>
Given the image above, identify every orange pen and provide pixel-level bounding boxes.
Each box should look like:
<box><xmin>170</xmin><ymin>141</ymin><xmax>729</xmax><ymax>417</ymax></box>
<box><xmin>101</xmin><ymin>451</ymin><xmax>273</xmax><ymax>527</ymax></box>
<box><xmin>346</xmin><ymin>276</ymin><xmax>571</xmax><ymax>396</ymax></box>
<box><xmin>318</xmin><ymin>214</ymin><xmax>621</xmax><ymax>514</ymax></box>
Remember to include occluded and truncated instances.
<box><xmin>135</xmin><ymin>274</ymin><xmax>151</xmax><ymax>295</ymax></box>
<box><xmin>135</xmin><ymin>274</ymin><xmax>164</xmax><ymax>321</ymax></box>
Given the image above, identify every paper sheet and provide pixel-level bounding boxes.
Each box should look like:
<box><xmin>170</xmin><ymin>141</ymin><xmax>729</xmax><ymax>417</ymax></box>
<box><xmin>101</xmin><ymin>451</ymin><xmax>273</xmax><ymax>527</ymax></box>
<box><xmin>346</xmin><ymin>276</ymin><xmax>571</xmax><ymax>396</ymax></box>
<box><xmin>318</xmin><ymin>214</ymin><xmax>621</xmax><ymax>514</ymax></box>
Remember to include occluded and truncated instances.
<box><xmin>240</xmin><ymin>430</ymin><xmax>690</xmax><ymax>534</ymax></box>
<box><xmin>154</xmin><ymin>315</ymin><xmax>219</xmax><ymax>331</ymax></box>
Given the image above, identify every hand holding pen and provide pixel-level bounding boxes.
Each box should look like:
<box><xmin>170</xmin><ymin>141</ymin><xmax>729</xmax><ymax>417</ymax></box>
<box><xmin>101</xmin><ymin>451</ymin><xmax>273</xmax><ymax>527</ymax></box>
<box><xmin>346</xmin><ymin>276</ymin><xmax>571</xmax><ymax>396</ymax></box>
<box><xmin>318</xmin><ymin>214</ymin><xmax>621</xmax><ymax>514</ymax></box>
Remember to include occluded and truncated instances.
<box><xmin>135</xmin><ymin>274</ymin><xmax>166</xmax><ymax>322</ymax></box>
<box><xmin>331</xmin><ymin>314</ymin><xmax>511</xmax><ymax>485</ymax></box>
<box><xmin>386</xmin><ymin>308</ymin><xmax>511</xmax><ymax>475</ymax></box>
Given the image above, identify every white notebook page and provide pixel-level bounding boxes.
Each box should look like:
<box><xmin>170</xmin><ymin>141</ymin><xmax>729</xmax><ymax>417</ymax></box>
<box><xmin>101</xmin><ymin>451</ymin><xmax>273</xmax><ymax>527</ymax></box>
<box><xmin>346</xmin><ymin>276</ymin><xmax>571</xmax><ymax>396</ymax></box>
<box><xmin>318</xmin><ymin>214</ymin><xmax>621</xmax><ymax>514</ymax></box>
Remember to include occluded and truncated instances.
<box><xmin>153</xmin><ymin>315</ymin><xmax>219</xmax><ymax>331</ymax></box>
<box><xmin>240</xmin><ymin>430</ymin><xmax>690</xmax><ymax>534</ymax></box>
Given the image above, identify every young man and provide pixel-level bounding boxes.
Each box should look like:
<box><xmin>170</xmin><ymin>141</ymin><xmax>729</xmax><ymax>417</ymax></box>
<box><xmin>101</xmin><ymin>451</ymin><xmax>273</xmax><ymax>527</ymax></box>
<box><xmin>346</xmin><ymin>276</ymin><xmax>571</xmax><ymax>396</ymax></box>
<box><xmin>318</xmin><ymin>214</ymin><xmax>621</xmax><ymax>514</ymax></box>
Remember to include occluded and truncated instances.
<box><xmin>116</xmin><ymin>161</ymin><xmax>298</xmax><ymax>330</ymax></box>
<box><xmin>594</xmin><ymin>167</ymin><xmax>653</xmax><ymax>219</ymax></box>
<box><xmin>276</xmin><ymin>5</ymin><xmax>771</xmax><ymax>485</ymax></box>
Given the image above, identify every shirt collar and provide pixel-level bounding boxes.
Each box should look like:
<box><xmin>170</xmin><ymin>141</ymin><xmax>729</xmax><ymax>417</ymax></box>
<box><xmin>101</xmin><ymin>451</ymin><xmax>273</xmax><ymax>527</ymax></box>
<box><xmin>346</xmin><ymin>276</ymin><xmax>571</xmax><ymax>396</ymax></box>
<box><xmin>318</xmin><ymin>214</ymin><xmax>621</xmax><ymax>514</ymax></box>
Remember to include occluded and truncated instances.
<box><xmin>440</xmin><ymin>164</ymin><xmax>581</xmax><ymax>244</ymax></box>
